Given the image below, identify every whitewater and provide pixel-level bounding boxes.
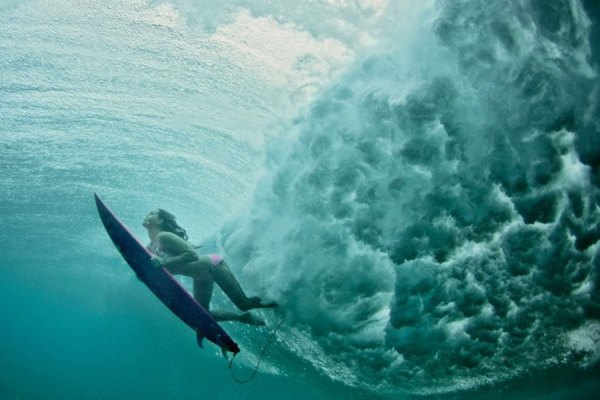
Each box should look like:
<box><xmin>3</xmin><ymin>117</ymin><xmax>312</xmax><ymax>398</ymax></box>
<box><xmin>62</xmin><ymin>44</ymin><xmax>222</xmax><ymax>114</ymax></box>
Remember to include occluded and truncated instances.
<box><xmin>1</xmin><ymin>0</ymin><xmax>599</xmax><ymax>399</ymax></box>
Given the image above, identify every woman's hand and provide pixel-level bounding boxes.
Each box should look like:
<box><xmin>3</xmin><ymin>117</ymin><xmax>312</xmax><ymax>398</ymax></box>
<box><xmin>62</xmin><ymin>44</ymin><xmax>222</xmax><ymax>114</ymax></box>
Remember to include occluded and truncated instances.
<box><xmin>150</xmin><ymin>256</ymin><xmax>166</xmax><ymax>268</ymax></box>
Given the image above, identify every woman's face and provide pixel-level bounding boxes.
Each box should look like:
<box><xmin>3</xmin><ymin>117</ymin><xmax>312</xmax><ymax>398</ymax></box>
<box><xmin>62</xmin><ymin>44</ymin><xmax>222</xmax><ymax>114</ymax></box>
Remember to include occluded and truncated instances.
<box><xmin>143</xmin><ymin>210</ymin><xmax>162</xmax><ymax>228</ymax></box>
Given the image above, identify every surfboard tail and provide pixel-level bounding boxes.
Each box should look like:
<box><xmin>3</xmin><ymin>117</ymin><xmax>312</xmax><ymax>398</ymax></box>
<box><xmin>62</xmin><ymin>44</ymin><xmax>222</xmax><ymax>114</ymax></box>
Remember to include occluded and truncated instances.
<box><xmin>197</xmin><ymin>331</ymin><xmax>239</xmax><ymax>358</ymax></box>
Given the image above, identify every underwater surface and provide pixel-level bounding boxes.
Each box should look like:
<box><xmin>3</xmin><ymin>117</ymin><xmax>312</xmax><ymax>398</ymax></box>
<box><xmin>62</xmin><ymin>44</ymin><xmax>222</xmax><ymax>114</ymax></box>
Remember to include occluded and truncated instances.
<box><xmin>1</xmin><ymin>0</ymin><xmax>600</xmax><ymax>399</ymax></box>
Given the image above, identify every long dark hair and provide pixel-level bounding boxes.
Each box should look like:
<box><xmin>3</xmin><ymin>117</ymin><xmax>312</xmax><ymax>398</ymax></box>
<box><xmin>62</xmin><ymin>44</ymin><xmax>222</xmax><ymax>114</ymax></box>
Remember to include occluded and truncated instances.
<box><xmin>157</xmin><ymin>209</ymin><xmax>188</xmax><ymax>241</ymax></box>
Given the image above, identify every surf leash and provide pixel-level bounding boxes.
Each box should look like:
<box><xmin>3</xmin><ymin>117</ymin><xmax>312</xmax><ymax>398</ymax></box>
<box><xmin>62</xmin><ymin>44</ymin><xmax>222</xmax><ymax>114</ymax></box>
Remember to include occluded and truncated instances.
<box><xmin>229</xmin><ymin>318</ymin><xmax>285</xmax><ymax>384</ymax></box>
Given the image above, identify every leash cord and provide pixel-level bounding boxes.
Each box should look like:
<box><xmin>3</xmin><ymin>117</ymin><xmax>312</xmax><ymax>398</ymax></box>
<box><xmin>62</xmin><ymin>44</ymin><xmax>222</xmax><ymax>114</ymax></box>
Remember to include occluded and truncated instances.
<box><xmin>229</xmin><ymin>319</ymin><xmax>285</xmax><ymax>384</ymax></box>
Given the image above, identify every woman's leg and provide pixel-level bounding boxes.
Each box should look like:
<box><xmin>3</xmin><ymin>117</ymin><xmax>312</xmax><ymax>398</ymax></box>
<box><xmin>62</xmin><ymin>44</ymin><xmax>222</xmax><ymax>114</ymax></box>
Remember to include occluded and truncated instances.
<box><xmin>192</xmin><ymin>275</ymin><xmax>214</xmax><ymax>310</ymax></box>
<box><xmin>192</xmin><ymin>261</ymin><xmax>266</xmax><ymax>325</ymax></box>
<box><xmin>210</xmin><ymin>261</ymin><xmax>276</xmax><ymax>311</ymax></box>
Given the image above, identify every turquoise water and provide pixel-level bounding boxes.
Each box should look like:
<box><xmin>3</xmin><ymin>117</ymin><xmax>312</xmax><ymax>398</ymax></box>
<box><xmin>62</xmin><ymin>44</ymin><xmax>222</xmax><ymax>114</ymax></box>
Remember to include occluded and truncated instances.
<box><xmin>1</xmin><ymin>0</ymin><xmax>600</xmax><ymax>399</ymax></box>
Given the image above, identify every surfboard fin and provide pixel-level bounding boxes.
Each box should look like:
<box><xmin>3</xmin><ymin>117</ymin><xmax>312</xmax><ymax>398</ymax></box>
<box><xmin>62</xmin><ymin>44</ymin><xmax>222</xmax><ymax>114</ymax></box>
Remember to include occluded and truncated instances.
<box><xmin>196</xmin><ymin>332</ymin><xmax>204</xmax><ymax>348</ymax></box>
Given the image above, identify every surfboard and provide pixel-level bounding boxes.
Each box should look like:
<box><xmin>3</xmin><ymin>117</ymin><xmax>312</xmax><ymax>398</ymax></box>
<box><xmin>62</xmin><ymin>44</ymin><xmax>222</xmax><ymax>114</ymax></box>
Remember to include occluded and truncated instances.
<box><xmin>94</xmin><ymin>193</ymin><xmax>240</xmax><ymax>355</ymax></box>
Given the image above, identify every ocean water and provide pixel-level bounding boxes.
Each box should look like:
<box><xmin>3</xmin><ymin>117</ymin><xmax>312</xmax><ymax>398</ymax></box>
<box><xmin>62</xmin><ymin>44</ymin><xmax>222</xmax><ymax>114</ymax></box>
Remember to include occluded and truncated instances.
<box><xmin>1</xmin><ymin>0</ymin><xmax>599</xmax><ymax>399</ymax></box>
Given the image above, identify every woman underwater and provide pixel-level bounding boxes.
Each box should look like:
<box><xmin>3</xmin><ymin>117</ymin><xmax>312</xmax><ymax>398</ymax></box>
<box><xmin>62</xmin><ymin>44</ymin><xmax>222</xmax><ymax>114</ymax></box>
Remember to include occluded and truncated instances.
<box><xmin>143</xmin><ymin>209</ymin><xmax>276</xmax><ymax>325</ymax></box>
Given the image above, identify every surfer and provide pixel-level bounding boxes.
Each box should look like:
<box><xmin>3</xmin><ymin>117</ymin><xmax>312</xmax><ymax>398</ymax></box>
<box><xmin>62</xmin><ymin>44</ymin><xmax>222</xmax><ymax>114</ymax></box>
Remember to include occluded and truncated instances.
<box><xmin>143</xmin><ymin>209</ymin><xmax>276</xmax><ymax>325</ymax></box>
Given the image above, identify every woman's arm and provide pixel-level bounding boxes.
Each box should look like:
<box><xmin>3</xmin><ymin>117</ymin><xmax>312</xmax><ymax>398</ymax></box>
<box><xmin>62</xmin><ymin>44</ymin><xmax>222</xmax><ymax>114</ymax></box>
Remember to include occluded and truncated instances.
<box><xmin>155</xmin><ymin>232</ymin><xmax>199</xmax><ymax>267</ymax></box>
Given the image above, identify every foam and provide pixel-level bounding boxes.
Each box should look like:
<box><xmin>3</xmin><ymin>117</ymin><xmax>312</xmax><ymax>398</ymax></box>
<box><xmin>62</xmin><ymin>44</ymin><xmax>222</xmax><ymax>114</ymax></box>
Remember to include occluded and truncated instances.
<box><xmin>218</xmin><ymin>0</ymin><xmax>599</xmax><ymax>394</ymax></box>
<box><xmin>567</xmin><ymin>321</ymin><xmax>600</xmax><ymax>366</ymax></box>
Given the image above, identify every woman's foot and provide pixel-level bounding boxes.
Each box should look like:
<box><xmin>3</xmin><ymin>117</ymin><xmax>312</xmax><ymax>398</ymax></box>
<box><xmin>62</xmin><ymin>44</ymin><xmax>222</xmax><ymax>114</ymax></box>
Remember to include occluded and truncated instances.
<box><xmin>239</xmin><ymin>311</ymin><xmax>266</xmax><ymax>326</ymax></box>
<box><xmin>211</xmin><ymin>309</ymin><xmax>266</xmax><ymax>326</ymax></box>
<box><xmin>247</xmin><ymin>296</ymin><xmax>277</xmax><ymax>310</ymax></box>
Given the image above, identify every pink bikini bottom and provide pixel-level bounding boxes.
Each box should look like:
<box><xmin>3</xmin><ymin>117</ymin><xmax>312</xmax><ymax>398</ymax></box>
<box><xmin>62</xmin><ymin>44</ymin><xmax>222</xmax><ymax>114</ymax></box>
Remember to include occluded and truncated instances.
<box><xmin>208</xmin><ymin>254</ymin><xmax>224</xmax><ymax>267</ymax></box>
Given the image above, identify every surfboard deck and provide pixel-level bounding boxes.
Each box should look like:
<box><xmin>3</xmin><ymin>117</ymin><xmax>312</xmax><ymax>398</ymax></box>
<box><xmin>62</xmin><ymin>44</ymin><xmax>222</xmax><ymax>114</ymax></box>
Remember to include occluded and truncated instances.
<box><xmin>94</xmin><ymin>193</ymin><xmax>240</xmax><ymax>355</ymax></box>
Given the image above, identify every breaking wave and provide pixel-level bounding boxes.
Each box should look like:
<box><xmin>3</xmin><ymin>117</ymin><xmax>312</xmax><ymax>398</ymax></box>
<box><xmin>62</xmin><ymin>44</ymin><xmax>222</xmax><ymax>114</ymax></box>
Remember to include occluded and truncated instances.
<box><xmin>219</xmin><ymin>0</ymin><xmax>600</xmax><ymax>394</ymax></box>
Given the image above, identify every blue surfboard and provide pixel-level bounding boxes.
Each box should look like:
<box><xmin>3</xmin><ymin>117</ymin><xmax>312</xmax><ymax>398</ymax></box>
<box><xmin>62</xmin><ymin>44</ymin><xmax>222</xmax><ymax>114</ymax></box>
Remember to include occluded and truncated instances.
<box><xmin>94</xmin><ymin>193</ymin><xmax>240</xmax><ymax>355</ymax></box>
